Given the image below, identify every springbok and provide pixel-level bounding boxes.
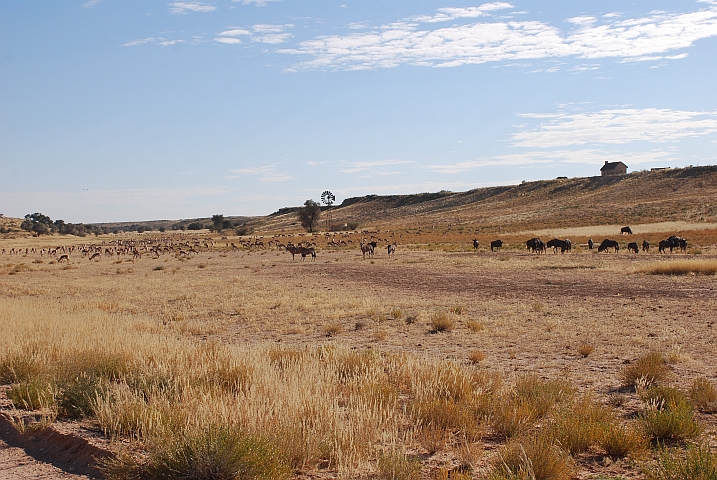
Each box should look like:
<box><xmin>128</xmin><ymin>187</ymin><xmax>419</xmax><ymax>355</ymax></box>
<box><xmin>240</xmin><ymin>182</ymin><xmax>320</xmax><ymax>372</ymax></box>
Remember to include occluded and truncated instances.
<box><xmin>89</xmin><ymin>253</ymin><xmax>101</xmax><ymax>262</ymax></box>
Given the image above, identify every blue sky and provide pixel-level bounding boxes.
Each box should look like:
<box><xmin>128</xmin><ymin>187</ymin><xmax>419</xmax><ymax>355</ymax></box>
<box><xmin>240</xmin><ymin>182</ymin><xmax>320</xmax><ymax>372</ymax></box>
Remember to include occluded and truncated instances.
<box><xmin>2</xmin><ymin>0</ymin><xmax>717</xmax><ymax>222</ymax></box>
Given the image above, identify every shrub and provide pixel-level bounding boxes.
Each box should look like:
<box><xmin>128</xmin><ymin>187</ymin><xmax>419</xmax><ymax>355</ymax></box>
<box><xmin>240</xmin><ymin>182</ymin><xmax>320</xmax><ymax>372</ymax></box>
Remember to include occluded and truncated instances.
<box><xmin>640</xmin><ymin>393</ymin><xmax>701</xmax><ymax>442</ymax></box>
<box><xmin>546</xmin><ymin>396</ymin><xmax>612</xmax><ymax>455</ymax></box>
<box><xmin>599</xmin><ymin>422</ymin><xmax>648</xmax><ymax>459</ymax></box>
<box><xmin>376</xmin><ymin>451</ymin><xmax>421</xmax><ymax>480</ymax></box>
<box><xmin>577</xmin><ymin>344</ymin><xmax>594</xmax><ymax>358</ymax></box>
<box><xmin>411</xmin><ymin>397</ymin><xmax>483</xmax><ymax>440</ymax></box>
<box><xmin>322</xmin><ymin>323</ymin><xmax>344</xmax><ymax>337</ymax></box>
<box><xmin>466</xmin><ymin>320</ymin><xmax>484</xmax><ymax>332</ymax></box>
<box><xmin>8</xmin><ymin>380</ymin><xmax>55</xmax><ymax>410</ymax></box>
<box><xmin>643</xmin><ymin>443</ymin><xmax>717</xmax><ymax>480</ymax></box>
<box><xmin>621</xmin><ymin>351</ymin><xmax>669</xmax><ymax>388</ymax></box>
<box><xmin>468</xmin><ymin>350</ymin><xmax>485</xmax><ymax>364</ymax></box>
<box><xmin>513</xmin><ymin>375</ymin><xmax>575</xmax><ymax>418</ymax></box>
<box><xmin>57</xmin><ymin>373</ymin><xmax>102</xmax><ymax>418</ymax></box>
<box><xmin>490</xmin><ymin>434</ymin><xmax>574</xmax><ymax>480</ymax></box>
<box><xmin>390</xmin><ymin>308</ymin><xmax>403</xmax><ymax>319</ymax></box>
<box><xmin>490</xmin><ymin>397</ymin><xmax>538</xmax><ymax>439</ymax></box>
<box><xmin>103</xmin><ymin>427</ymin><xmax>289</xmax><ymax>480</ymax></box>
<box><xmin>429</xmin><ymin>312</ymin><xmax>455</xmax><ymax>333</ymax></box>
<box><xmin>689</xmin><ymin>377</ymin><xmax>717</xmax><ymax>413</ymax></box>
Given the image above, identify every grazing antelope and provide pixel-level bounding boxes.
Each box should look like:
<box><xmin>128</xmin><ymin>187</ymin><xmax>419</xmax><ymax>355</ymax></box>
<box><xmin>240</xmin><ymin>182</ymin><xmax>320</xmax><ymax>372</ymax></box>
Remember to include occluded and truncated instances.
<box><xmin>89</xmin><ymin>253</ymin><xmax>101</xmax><ymax>262</ymax></box>
<box><xmin>387</xmin><ymin>242</ymin><xmax>396</xmax><ymax>257</ymax></box>
<box><xmin>58</xmin><ymin>254</ymin><xmax>69</xmax><ymax>263</ymax></box>
<box><xmin>360</xmin><ymin>241</ymin><xmax>375</xmax><ymax>259</ymax></box>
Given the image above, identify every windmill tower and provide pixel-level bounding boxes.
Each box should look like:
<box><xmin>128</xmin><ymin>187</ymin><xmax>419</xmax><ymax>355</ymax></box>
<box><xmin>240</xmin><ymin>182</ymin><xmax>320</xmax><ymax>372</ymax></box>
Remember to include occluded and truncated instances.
<box><xmin>321</xmin><ymin>191</ymin><xmax>335</xmax><ymax>232</ymax></box>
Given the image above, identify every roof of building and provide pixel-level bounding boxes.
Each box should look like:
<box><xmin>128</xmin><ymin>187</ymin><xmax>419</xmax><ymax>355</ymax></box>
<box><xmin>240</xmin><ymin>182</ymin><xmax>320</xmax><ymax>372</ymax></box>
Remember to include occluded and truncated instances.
<box><xmin>600</xmin><ymin>161</ymin><xmax>627</xmax><ymax>171</ymax></box>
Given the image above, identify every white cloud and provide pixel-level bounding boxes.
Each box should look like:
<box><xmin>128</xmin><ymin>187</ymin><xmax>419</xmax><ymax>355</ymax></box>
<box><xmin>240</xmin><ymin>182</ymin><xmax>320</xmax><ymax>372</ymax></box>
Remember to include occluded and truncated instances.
<box><xmin>82</xmin><ymin>0</ymin><xmax>102</xmax><ymax>8</ymax></box>
<box><xmin>282</xmin><ymin>3</ymin><xmax>717</xmax><ymax>70</ymax></box>
<box><xmin>158</xmin><ymin>39</ymin><xmax>184</xmax><ymax>46</ymax></box>
<box><xmin>215</xmin><ymin>37</ymin><xmax>242</xmax><ymax>44</ymax></box>
<box><xmin>121</xmin><ymin>37</ymin><xmax>156</xmax><ymax>47</ymax></box>
<box><xmin>411</xmin><ymin>3</ymin><xmax>514</xmax><ymax>23</ymax></box>
<box><xmin>339</xmin><ymin>160</ymin><xmax>412</xmax><ymax>174</ymax></box>
<box><xmin>227</xmin><ymin>166</ymin><xmax>292</xmax><ymax>183</ymax></box>
<box><xmin>216</xmin><ymin>24</ymin><xmax>292</xmax><ymax>45</ymax></box>
<box><xmin>513</xmin><ymin>109</ymin><xmax>717</xmax><ymax>148</ymax></box>
<box><xmin>168</xmin><ymin>2</ymin><xmax>216</xmax><ymax>14</ymax></box>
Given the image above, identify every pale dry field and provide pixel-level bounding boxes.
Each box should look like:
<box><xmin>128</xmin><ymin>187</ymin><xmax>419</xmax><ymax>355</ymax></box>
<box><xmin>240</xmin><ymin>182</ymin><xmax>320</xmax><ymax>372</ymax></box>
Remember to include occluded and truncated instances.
<box><xmin>1</xmin><ymin>229</ymin><xmax>717</xmax><ymax>480</ymax></box>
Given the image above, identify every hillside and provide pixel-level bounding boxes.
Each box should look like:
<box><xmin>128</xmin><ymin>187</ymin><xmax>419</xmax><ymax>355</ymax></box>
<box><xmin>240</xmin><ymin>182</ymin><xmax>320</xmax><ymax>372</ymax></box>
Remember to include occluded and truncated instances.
<box><xmin>253</xmin><ymin>166</ymin><xmax>717</xmax><ymax>233</ymax></box>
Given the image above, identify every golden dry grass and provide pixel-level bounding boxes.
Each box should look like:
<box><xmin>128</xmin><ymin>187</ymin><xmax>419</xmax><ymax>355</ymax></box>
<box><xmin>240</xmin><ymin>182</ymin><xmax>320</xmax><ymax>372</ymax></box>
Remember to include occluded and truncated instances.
<box><xmin>639</xmin><ymin>259</ymin><xmax>717</xmax><ymax>275</ymax></box>
<box><xmin>2</xmin><ymin>229</ymin><xmax>717</xmax><ymax>479</ymax></box>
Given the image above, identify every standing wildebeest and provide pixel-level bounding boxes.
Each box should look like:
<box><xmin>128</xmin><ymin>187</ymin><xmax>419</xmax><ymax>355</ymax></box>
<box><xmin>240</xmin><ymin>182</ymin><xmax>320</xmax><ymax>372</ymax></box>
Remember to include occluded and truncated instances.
<box><xmin>472</xmin><ymin>239</ymin><xmax>480</xmax><ymax>250</ymax></box>
<box><xmin>658</xmin><ymin>235</ymin><xmax>686</xmax><ymax>253</ymax></box>
<box><xmin>526</xmin><ymin>238</ymin><xmax>545</xmax><ymax>254</ymax></box>
<box><xmin>598</xmin><ymin>239</ymin><xmax>620</xmax><ymax>253</ymax></box>
<box><xmin>642</xmin><ymin>239</ymin><xmax>650</xmax><ymax>252</ymax></box>
<box><xmin>588</xmin><ymin>238</ymin><xmax>594</xmax><ymax>250</ymax></box>
<box><xmin>627</xmin><ymin>242</ymin><xmax>639</xmax><ymax>253</ymax></box>
<box><xmin>547</xmin><ymin>239</ymin><xmax>570</xmax><ymax>253</ymax></box>
<box><xmin>621</xmin><ymin>226</ymin><xmax>633</xmax><ymax>235</ymax></box>
<box><xmin>490</xmin><ymin>240</ymin><xmax>502</xmax><ymax>252</ymax></box>
<box><xmin>298</xmin><ymin>246</ymin><xmax>316</xmax><ymax>261</ymax></box>
<box><xmin>286</xmin><ymin>243</ymin><xmax>302</xmax><ymax>260</ymax></box>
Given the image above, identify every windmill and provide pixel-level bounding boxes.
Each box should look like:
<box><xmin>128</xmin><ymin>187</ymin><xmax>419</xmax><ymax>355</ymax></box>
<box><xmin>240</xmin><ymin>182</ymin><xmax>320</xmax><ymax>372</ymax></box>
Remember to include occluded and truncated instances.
<box><xmin>321</xmin><ymin>190</ymin><xmax>335</xmax><ymax>232</ymax></box>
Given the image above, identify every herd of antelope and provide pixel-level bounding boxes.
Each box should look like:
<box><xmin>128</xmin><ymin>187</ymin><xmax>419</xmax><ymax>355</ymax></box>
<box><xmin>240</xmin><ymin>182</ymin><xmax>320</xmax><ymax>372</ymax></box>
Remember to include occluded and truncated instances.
<box><xmin>0</xmin><ymin>225</ymin><xmax>693</xmax><ymax>266</ymax></box>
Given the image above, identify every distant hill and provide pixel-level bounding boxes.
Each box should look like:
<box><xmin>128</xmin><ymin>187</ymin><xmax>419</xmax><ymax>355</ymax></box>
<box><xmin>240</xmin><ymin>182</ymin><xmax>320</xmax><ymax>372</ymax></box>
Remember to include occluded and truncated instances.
<box><xmin>90</xmin><ymin>216</ymin><xmax>255</xmax><ymax>233</ymax></box>
<box><xmin>252</xmin><ymin>166</ymin><xmax>717</xmax><ymax>233</ymax></box>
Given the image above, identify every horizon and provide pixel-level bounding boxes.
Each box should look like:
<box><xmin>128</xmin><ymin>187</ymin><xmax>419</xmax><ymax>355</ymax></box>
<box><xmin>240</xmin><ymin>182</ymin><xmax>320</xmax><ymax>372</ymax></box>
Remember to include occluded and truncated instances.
<box><xmin>2</xmin><ymin>0</ymin><xmax>717</xmax><ymax>223</ymax></box>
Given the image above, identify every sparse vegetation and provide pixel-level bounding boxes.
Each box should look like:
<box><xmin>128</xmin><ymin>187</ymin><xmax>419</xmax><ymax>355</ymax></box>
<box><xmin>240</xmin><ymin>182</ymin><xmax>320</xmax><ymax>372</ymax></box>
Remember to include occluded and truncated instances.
<box><xmin>640</xmin><ymin>259</ymin><xmax>717</xmax><ymax>275</ymax></box>
<box><xmin>643</xmin><ymin>443</ymin><xmax>717</xmax><ymax>480</ymax></box>
<box><xmin>577</xmin><ymin>344</ymin><xmax>594</xmax><ymax>358</ymax></box>
<box><xmin>621</xmin><ymin>351</ymin><xmax>669</xmax><ymax>388</ymax></box>
<box><xmin>689</xmin><ymin>377</ymin><xmax>717</xmax><ymax>413</ymax></box>
<box><xmin>429</xmin><ymin>312</ymin><xmax>456</xmax><ymax>333</ymax></box>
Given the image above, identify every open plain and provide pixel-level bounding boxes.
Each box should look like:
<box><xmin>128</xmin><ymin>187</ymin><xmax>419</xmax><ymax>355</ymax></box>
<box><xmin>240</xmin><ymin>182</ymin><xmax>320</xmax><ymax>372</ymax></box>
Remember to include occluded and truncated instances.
<box><xmin>1</xmin><ymin>217</ymin><xmax>717</xmax><ymax>479</ymax></box>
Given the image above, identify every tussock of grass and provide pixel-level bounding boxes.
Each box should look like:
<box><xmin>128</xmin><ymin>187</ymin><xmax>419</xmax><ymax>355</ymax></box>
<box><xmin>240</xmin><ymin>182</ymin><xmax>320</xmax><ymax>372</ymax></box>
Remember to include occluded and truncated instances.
<box><xmin>599</xmin><ymin>422</ymin><xmax>648</xmax><ymax>459</ymax></box>
<box><xmin>546</xmin><ymin>395</ymin><xmax>612</xmax><ymax>455</ymax></box>
<box><xmin>322</xmin><ymin>323</ymin><xmax>344</xmax><ymax>337</ymax></box>
<box><xmin>689</xmin><ymin>377</ymin><xmax>717</xmax><ymax>413</ymax></box>
<box><xmin>640</xmin><ymin>388</ymin><xmax>701</xmax><ymax>442</ymax></box>
<box><xmin>466</xmin><ymin>320</ymin><xmax>484</xmax><ymax>332</ymax></box>
<box><xmin>577</xmin><ymin>344</ymin><xmax>594</xmax><ymax>358</ymax></box>
<box><xmin>468</xmin><ymin>350</ymin><xmax>485</xmax><ymax>364</ymax></box>
<box><xmin>376</xmin><ymin>451</ymin><xmax>421</xmax><ymax>480</ymax></box>
<box><xmin>621</xmin><ymin>351</ymin><xmax>669</xmax><ymax>388</ymax></box>
<box><xmin>639</xmin><ymin>259</ymin><xmax>717</xmax><ymax>276</ymax></box>
<box><xmin>429</xmin><ymin>312</ymin><xmax>456</xmax><ymax>333</ymax></box>
<box><xmin>643</xmin><ymin>443</ymin><xmax>717</xmax><ymax>480</ymax></box>
<box><xmin>489</xmin><ymin>434</ymin><xmax>574</xmax><ymax>480</ymax></box>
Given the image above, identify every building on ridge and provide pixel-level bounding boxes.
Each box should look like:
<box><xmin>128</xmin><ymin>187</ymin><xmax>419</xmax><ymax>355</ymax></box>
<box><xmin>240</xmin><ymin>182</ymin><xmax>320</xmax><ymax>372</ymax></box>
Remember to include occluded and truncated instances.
<box><xmin>600</xmin><ymin>161</ymin><xmax>628</xmax><ymax>176</ymax></box>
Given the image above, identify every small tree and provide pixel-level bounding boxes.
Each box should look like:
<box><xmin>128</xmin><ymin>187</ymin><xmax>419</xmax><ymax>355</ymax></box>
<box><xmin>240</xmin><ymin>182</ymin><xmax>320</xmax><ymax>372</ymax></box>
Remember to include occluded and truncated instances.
<box><xmin>298</xmin><ymin>200</ymin><xmax>321</xmax><ymax>233</ymax></box>
<box><xmin>212</xmin><ymin>214</ymin><xmax>225</xmax><ymax>232</ymax></box>
<box><xmin>21</xmin><ymin>212</ymin><xmax>54</xmax><ymax>236</ymax></box>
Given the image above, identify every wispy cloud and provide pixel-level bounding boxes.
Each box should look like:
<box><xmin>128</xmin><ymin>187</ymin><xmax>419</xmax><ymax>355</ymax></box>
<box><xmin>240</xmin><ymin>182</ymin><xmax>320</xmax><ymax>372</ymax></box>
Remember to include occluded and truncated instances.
<box><xmin>227</xmin><ymin>166</ymin><xmax>292</xmax><ymax>183</ymax></box>
<box><xmin>215</xmin><ymin>24</ymin><xmax>292</xmax><ymax>45</ymax></box>
<box><xmin>168</xmin><ymin>2</ymin><xmax>216</xmax><ymax>14</ymax></box>
<box><xmin>513</xmin><ymin>109</ymin><xmax>717</xmax><ymax>148</ymax></box>
<box><xmin>82</xmin><ymin>0</ymin><xmax>102</xmax><ymax>8</ymax></box>
<box><xmin>121</xmin><ymin>37</ymin><xmax>183</xmax><ymax>47</ymax></box>
<box><xmin>235</xmin><ymin>0</ymin><xmax>280</xmax><ymax>6</ymax></box>
<box><xmin>425</xmin><ymin>149</ymin><xmax>674</xmax><ymax>174</ymax></box>
<box><xmin>338</xmin><ymin>160</ymin><xmax>412</xmax><ymax>174</ymax></box>
<box><xmin>282</xmin><ymin>3</ymin><xmax>717</xmax><ymax>70</ymax></box>
<box><xmin>122</xmin><ymin>37</ymin><xmax>156</xmax><ymax>47</ymax></box>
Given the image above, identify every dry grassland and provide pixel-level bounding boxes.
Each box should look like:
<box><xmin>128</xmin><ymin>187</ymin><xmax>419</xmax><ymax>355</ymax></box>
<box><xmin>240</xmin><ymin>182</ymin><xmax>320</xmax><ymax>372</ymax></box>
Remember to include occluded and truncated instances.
<box><xmin>1</xmin><ymin>228</ymin><xmax>717</xmax><ymax>479</ymax></box>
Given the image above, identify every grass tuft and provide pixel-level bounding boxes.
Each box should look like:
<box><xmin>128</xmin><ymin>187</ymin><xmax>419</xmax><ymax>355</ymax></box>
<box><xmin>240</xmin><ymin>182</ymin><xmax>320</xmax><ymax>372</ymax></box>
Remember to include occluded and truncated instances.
<box><xmin>489</xmin><ymin>433</ymin><xmax>574</xmax><ymax>480</ymax></box>
<box><xmin>640</xmin><ymin>259</ymin><xmax>717</xmax><ymax>276</ymax></box>
<box><xmin>429</xmin><ymin>312</ymin><xmax>456</xmax><ymax>333</ymax></box>
<box><xmin>322</xmin><ymin>323</ymin><xmax>344</xmax><ymax>337</ymax></box>
<box><xmin>577</xmin><ymin>344</ymin><xmax>594</xmax><ymax>358</ymax></box>
<box><xmin>468</xmin><ymin>350</ymin><xmax>485</xmax><ymax>364</ymax></box>
<box><xmin>689</xmin><ymin>377</ymin><xmax>717</xmax><ymax>413</ymax></box>
<box><xmin>621</xmin><ymin>351</ymin><xmax>669</xmax><ymax>388</ymax></box>
<box><xmin>640</xmin><ymin>388</ymin><xmax>701</xmax><ymax>442</ymax></box>
<box><xmin>643</xmin><ymin>443</ymin><xmax>717</xmax><ymax>480</ymax></box>
<box><xmin>376</xmin><ymin>451</ymin><xmax>421</xmax><ymax>480</ymax></box>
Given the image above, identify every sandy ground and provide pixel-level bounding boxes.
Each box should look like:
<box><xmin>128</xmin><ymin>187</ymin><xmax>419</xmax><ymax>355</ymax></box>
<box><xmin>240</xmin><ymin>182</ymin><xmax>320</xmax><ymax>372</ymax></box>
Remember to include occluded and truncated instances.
<box><xmin>1</xmin><ymin>233</ymin><xmax>716</xmax><ymax>479</ymax></box>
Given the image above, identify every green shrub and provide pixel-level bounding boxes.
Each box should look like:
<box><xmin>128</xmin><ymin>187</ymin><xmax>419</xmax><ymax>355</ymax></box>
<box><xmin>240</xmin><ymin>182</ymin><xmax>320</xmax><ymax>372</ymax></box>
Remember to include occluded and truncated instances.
<box><xmin>376</xmin><ymin>451</ymin><xmax>421</xmax><ymax>480</ymax></box>
<box><xmin>57</xmin><ymin>373</ymin><xmax>102</xmax><ymax>418</ymax></box>
<box><xmin>489</xmin><ymin>434</ymin><xmax>574</xmax><ymax>480</ymax></box>
<box><xmin>641</xmin><ymin>394</ymin><xmax>701</xmax><ymax>442</ymax></box>
<box><xmin>546</xmin><ymin>396</ymin><xmax>611</xmax><ymax>455</ymax></box>
<box><xmin>643</xmin><ymin>443</ymin><xmax>717</xmax><ymax>480</ymax></box>
<box><xmin>514</xmin><ymin>375</ymin><xmax>575</xmax><ymax>418</ymax></box>
<box><xmin>8</xmin><ymin>380</ymin><xmax>55</xmax><ymax>410</ymax></box>
<box><xmin>599</xmin><ymin>423</ymin><xmax>648</xmax><ymax>459</ymax></box>
<box><xmin>102</xmin><ymin>427</ymin><xmax>289</xmax><ymax>480</ymax></box>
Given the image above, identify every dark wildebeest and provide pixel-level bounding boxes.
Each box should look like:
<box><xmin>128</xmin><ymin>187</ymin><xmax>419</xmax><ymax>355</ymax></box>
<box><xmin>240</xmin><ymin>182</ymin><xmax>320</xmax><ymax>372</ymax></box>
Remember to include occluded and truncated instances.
<box><xmin>642</xmin><ymin>239</ymin><xmax>650</xmax><ymax>252</ymax></box>
<box><xmin>598</xmin><ymin>239</ymin><xmax>620</xmax><ymax>253</ymax></box>
<box><xmin>621</xmin><ymin>226</ymin><xmax>633</xmax><ymax>235</ymax></box>
<box><xmin>526</xmin><ymin>237</ymin><xmax>545</xmax><ymax>254</ymax></box>
<box><xmin>547</xmin><ymin>239</ymin><xmax>570</xmax><ymax>253</ymax></box>
<box><xmin>472</xmin><ymin>239</ymin><xmax>480</xmax><ymax>250</ymax></box>
<box><xmin>659</xmin><ymin>235</ymin><xmax>686</xmax><ymax>253</ymax></box>
<box><xmin>565</xmin><ymin>239</ymin><xmax>572</xmax><ymax>252</ymax></box>
<box><xmin>627</xmin><ymin>242</ymin><xmax>639</xmax><ymax>253</ymax></box>
<box><xmin>490</xmin><ymin>240</ymin><xmax>502</xmax><ymax>252</ymax></box>
<box><xmin>387</xmin><ymin>243</ymin><xmax>396</xmax><ymax>257</ymax></box>
<box><xmin>298</xmin><ymin>246</ymin><xmax>316</xmax><ymax>261</ymax></box>
<box><xmin>587</xmin><ymin>238</ymin><xmax>594</xmax><ymax>250</ymax></box>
